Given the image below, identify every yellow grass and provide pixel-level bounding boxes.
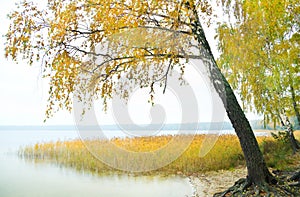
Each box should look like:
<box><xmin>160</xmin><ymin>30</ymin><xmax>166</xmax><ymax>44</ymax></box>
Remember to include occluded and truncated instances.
<box><xmin>19</xmin><ymin>132</ymin><xmax>300</xmax><ymax>176</ymax></box>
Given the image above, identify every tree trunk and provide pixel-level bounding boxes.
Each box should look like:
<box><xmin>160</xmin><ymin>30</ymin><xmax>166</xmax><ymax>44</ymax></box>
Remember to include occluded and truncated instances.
<box><xmin>289</xmin><ymin>132</ymin><xmax>300</xmax><ymax>154</ymax></box>
<box><xmin>278</xmin><ymin>114</ymin><xmax>299</xmax><ymax>154</ymax></box>
<box><xmin>190</xmin><ymin>5</ymin><xmax>275</xmax><ymax>185</ymax></box>
<box><xmin>219</xmin><ymin>74</ymin><xmax>275</xmax><ymax>184</ymax></box>
<box><xmin>286</xmin><ymin>117</ymin><xmax>300</xmax><ymax>154</ymax></box>
<box><xmin>290</xmin><ymin>84</ymin><xmax>300</xmax><ymax>127</ymax></box>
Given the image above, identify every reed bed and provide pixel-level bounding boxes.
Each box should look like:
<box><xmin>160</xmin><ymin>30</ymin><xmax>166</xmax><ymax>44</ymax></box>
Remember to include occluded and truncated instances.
<box><xmin>19</xmin><ymin>131</ymin><xmax>300</xmax><ymax>176</ymax></box>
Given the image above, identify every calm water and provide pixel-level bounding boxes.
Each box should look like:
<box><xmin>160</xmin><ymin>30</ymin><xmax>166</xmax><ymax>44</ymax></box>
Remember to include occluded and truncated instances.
<box><xmin>0</xmin><ymin>130</ymin><xmax>193</xmax><ymax>197</ymax></box>
<box><xmin>0</xmin><ymin>129</ymin><xmax>269</xmax><ymax>196</ymax></box>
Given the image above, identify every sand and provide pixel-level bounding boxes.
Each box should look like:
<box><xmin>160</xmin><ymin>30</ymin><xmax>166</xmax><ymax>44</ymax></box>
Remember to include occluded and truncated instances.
<box><xmin>189</xmin><ymin>167</ymin><xmax>247</xmax><ymax>196</ymax></box>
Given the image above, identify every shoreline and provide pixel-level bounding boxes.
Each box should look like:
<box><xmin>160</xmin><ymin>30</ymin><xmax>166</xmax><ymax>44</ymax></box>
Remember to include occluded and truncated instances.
<box><xmin>188</xmin><ymin>167</ymin><xmax>247</xmax><ymax>197</ymax></box>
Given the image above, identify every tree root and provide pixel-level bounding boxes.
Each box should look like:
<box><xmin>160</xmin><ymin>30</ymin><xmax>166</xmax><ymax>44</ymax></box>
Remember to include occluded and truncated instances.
<box><xmin>289</xmin><ymin>171</ymin><xmax>300</xmax><ymax>182</ymax></box>
<box><xmin>213</xmin><ymin>171</ymin><xmax>300</xmax><ymax>197</ymax></box>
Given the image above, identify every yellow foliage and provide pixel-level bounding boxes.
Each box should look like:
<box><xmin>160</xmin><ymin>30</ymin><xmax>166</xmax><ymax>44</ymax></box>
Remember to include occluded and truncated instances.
<box><xmin>5</xmin><ymin>0</ymin><xmax>215</xmax><ymax>119</ymax></box>
<box><xmin>217</xmin><ymin>0</ymin><xmax>299</xmax><ymax>125</ymax></box>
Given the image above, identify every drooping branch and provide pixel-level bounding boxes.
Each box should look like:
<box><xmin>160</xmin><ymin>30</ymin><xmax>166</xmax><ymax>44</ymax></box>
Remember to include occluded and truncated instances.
<box><xmin>149</xmin><ymin>58</ymin><xmax>173</xmax><ymax>94</ymax></box>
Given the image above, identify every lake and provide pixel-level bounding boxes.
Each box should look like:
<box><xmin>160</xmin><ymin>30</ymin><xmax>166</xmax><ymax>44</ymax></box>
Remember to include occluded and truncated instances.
<box><xmin>0</xmin><ymin>129</ymin><xmax>270</xmax><ymax>197</ymax></box>
<box><xmin>0</xmin><ymin>130</ymin><xmax>194</xmax><ymax>197</ymax></box>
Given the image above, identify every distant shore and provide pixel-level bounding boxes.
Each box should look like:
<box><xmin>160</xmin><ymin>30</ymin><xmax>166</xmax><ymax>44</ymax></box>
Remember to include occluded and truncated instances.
<box><xmin>1</xmin><ymin>119</ymin><xmax>287</xmax><ymax>131</ymax></box>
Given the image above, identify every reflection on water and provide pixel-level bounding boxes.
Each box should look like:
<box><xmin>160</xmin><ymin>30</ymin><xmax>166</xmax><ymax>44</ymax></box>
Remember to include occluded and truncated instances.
<box><xmin>0</xmin><ymin>154</ymin><xmax>192</xmax><ymax>197</ymax></box>
<box><xmin>0</xmin><ymin>130</ymin><xmax>193</xmax><ymax>197</ymax></box>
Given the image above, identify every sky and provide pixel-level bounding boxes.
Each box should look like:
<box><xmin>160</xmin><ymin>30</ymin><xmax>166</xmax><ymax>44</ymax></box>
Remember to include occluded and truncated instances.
<box><xmin>0</xmin><ymin>0</ymin><xmax>261</xmax><ymax>126</ymax></box>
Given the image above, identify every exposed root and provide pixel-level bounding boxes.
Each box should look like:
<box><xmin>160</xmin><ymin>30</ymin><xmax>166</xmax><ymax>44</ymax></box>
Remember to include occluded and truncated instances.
<box><xmin>213</xmin><ymin>171</ymin><xmax>300</xmax><ymax>197</ymax></box>
<box><xmin>289</xmin><ymin>171</ymin><xmax>300</xmax><ymax>182</ymax></box>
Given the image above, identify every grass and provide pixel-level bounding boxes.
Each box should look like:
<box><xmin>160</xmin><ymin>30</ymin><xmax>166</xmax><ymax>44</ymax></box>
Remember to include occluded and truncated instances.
<box><xmin>19</xmin><ymin>131</ymin><xmax>300</xmax><ymax>176</ymax></box>
<box><xmin>260</xmin><ymin>130</ymin><xmax>300</xmax><ymax>170</ymax></box>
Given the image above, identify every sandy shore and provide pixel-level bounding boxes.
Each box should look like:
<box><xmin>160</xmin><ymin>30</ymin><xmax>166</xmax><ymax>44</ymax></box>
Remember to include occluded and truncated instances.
<box><xmin>189</xmin><ymin>167</ymin><xmax>247</xmax><ymax>197</ymax></box>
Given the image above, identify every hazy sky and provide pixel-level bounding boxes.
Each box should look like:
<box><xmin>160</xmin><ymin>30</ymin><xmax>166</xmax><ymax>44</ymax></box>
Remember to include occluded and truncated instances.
<box><xmin>0</xmin><ymin>0</ymin><xmax>260</xmax><ymax>126</ymax></box>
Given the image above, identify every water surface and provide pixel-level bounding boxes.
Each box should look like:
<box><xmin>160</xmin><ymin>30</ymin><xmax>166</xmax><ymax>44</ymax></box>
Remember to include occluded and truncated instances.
<box><xmin>0</xmin><ymin>130</ymin><xmax>193</xmax><ymax>197</ymax></box>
